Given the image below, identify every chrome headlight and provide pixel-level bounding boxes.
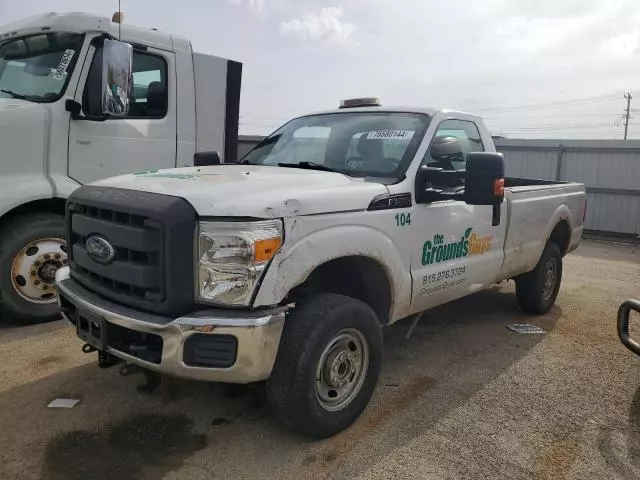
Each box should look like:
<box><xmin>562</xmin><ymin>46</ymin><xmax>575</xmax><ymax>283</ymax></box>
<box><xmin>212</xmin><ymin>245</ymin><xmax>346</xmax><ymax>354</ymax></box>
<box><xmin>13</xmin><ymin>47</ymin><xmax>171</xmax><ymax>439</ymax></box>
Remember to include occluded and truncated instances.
<box><xmin>196</xmin><ymin>220</ymin><xmax>282</xmax><ymax>306</ymax></box>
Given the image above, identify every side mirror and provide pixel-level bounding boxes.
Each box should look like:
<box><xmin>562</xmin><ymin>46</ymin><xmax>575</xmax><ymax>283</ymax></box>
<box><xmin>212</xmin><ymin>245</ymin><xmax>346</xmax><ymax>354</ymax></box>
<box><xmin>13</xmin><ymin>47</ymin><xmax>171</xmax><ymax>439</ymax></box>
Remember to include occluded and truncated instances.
<box><xmin>101</xmin><ymin>39</ymin><xmax>133</xmax><ymax>116</ymax></box>
<box><xmin>465</xmin><ymin>152</ymin><xmax>505</xmax><ymax>226</ymax></box>
<box><xmin>194</xmin><ymin>151</ymin><xmax>222</xmax><ymax>166</ymax></box>
<box><xmin>415</xmin><ymin>165</ymin><xmax>465</xmax><ymax>203</ymax></box>
<box><xmin>464</xmin><ymin>152</ymin><xmax>505</xmax><ymax>205</ymax></box>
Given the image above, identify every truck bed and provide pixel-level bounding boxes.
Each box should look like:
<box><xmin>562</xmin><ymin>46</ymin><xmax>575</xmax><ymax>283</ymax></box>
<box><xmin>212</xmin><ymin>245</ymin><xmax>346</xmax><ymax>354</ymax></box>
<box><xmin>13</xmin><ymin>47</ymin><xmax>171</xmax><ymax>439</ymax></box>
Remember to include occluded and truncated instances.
<box><xmin>505</xmin><ymin>177</ymin><xmax>565</xmax><ymax>187</ymax></box>
<box><xmin>498</xmin><ymin>178</ymin><xmax>586</xmax><ymax>280</ymax></box>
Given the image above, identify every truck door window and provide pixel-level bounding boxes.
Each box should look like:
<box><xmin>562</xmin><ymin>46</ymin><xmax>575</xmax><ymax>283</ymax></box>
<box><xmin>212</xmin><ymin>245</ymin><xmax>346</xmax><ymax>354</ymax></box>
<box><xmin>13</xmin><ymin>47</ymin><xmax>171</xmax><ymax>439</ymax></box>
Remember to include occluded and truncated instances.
<box><xmin>84</xmin><ymin>49</ymin><xmax>167</xmax><ymax>118</ymax></box>
<box><xmin>129</xmin><ymin>53</ymin><xmax>167</xmax><ymax>118</ymax></box>
<box><xmin>423</xmin><ymin>119</ymin><xmax>484</xmax><ymax>171</ymax></box>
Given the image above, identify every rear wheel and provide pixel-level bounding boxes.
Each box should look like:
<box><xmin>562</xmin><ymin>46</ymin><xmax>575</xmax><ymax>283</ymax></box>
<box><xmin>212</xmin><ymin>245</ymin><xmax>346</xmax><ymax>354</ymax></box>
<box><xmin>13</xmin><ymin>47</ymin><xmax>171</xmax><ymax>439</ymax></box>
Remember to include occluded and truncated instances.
<box><xmin>515</xmin><ymin>242</ymin><xmax>563</xmax><ymax>315</ymax></box>
<box><xmin>0</xmin><ymin>213</ymin><xmax>67</xmax><ymax>322</ymax></box>
<box><xmin>267</xmin><ymin>293</ymin><xmax>382</xmax><ymax>438</ymax></box>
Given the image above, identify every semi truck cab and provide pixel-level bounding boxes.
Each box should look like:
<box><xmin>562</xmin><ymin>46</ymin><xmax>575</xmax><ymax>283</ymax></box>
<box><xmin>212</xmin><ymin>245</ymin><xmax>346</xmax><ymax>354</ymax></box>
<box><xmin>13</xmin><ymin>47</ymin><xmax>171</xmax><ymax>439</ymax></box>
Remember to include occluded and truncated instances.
<box><xmin>0</xmin><ymin>12</ymin><xmax>241</xmax><ymax>321</ymax></box>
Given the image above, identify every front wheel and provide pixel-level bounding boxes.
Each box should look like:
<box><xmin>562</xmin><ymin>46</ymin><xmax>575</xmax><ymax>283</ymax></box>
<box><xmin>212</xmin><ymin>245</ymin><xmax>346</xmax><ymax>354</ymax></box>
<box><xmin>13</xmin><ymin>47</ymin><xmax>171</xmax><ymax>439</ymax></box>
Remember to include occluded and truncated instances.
<box><xmin>267</xmin><ymin>293</ymin><xmax>382</xmax><ymax>438</ymax></box>
<box><xmin>515</xmin><ymin>242</ymin><xmax>563</xmax><ymax>315</ymax></box>
<box><xmin>0</xmin><ymin>213</ymin><xmax>67</xmax><ymax>322</ymax></box>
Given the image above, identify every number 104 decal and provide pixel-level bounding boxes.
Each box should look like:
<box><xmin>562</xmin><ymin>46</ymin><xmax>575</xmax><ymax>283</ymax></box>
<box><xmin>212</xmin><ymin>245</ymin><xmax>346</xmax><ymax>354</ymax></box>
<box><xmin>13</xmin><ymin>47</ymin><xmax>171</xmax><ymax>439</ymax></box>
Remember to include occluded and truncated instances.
<box><xmin>395</xmin><ymin>212</ymin><xmax>411</xmax><ymax>227</ymax></box>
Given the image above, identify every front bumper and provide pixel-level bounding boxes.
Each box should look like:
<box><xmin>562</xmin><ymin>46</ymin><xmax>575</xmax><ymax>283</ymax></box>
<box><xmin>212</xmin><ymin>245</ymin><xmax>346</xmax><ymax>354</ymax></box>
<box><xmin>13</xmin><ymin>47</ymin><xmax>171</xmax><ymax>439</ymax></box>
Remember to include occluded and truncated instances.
<box><xmin>55</xmin><ymin>267</ymin><xmax>286</xmax><ymax>384</ymax></box>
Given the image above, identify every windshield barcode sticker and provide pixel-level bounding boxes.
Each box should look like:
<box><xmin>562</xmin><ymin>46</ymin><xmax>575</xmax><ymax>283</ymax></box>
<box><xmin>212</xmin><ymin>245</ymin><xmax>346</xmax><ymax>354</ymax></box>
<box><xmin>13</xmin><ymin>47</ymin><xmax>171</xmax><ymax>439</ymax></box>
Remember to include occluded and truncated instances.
<box><xmin>367</xmin><ymin>130</ymin><xmax>415</xmax><ymax>140</ymax></box>
<box><xmin>52</xmin><ymin>49</ymin><xmax>75</xmax><ymax>80</ymax></box>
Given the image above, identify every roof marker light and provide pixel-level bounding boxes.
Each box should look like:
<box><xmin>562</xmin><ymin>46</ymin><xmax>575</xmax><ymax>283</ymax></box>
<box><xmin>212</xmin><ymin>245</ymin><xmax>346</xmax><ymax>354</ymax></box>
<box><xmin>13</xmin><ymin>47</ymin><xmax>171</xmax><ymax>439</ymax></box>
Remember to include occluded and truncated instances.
<box><xmin>339</xmin><ymin>97</ymin><xmax>381</xmax><ymax>109</ymax></box>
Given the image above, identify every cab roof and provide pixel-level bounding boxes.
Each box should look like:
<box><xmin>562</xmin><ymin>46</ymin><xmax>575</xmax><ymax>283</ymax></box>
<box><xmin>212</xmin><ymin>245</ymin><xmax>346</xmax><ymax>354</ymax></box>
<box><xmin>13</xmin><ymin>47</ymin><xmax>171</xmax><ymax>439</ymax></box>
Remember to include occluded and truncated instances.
<box><xmin>301</xmin><ymin>105</ymin><xmax>481</xmax><ymax>121</ymax></box>
<box><xmin>0</xmin><ymin>12</ymin><xmax>190</xmax><ymax>52</ymax></box>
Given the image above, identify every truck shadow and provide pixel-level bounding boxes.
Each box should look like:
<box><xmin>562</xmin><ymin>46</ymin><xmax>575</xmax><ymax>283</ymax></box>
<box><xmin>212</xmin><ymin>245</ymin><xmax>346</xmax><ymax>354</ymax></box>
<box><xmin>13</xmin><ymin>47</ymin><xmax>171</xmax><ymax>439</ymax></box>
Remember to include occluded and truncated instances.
<box><xmin>0</xmin><ymin>286</ymin><xmax>560</xmax><ymax>480</ymax></box>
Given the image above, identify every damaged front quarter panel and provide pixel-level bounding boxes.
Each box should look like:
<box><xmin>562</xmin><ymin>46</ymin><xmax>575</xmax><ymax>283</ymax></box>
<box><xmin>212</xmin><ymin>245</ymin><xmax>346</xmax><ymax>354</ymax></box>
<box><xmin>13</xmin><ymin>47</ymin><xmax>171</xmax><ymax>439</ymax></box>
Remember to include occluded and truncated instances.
<box><xmin>253</xmin><ymin>216</ymin><xmax>412</xmax><ymax>322</ymax></box>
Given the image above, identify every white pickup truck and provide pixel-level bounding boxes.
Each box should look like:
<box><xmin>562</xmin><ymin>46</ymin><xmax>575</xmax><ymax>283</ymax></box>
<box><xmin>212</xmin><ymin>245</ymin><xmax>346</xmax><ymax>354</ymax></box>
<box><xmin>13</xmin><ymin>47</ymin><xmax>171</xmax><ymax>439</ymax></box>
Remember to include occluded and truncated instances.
<box><xmin>56</xmin><ymin>98</ymin><xmax>586</xmax><ymax>438</ymax></box>
<box><xmin>0</xmin><ymin>12</ymin><xmax>241</xmax><ymax>322</ymax></box>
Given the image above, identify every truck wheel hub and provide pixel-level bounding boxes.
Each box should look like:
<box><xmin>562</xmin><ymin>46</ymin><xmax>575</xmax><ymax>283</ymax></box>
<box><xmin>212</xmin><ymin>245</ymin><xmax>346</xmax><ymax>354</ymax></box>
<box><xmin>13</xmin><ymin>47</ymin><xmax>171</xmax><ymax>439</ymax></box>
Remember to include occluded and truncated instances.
<box><xmin>542</xmin><ymin>258</ymin><xmax>557</xmax><ymax>301</ymax></box>
<box><xmin>315</xmin><ymin>328</ymin><xmax>369</xmax><ymax>411</ymax></box>
<box><xmin>325</xmin><ymin>350</ymin><xmax>358</xmax><ymax>388</ymax></box>
<box><xmin>11</xmin><ymin>238</ymin><xmax>68</xmax><ymax>304</ymax></box>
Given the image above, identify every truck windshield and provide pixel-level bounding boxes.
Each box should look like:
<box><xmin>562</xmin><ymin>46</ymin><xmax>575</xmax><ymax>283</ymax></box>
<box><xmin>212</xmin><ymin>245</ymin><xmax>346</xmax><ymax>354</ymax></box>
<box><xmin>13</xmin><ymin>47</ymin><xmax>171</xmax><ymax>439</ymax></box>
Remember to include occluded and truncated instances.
<box><xmin>0</xmin><ymin>33</ymin><xmax>84</xmax><ymax>103</ymax></box>
<box><xmin>241</xmin><ymin>112</ymin><xmax>430</xmax><ymax>179</ymax></box>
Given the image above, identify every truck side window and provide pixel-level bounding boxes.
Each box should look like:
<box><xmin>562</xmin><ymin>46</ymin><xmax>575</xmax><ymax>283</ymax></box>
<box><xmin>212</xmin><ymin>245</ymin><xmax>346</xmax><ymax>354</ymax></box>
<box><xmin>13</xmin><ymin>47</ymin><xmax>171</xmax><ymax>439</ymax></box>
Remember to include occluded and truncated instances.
<box><xmin>423</xmin><ymin>119</ymin><xmax>484</xmax><ymax>171</ymax></box>
<box><xmin>129</xmin><ymin>53</ymin><xmax>167</xmax><ymax>118</ymax></box>
<box><xmin>83</xmin><ymin>49</ymin><xmax>167</xmax><ymax>119</ymax></box>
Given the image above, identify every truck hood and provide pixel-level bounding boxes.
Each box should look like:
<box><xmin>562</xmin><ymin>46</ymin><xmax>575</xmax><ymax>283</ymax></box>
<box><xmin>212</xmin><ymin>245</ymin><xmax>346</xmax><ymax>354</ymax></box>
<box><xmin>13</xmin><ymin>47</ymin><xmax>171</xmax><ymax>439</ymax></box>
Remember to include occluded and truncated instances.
<box><xmin>91</xmin><ymin>165</ymin><xmax>390</xmax><ymax>217</ymax></box>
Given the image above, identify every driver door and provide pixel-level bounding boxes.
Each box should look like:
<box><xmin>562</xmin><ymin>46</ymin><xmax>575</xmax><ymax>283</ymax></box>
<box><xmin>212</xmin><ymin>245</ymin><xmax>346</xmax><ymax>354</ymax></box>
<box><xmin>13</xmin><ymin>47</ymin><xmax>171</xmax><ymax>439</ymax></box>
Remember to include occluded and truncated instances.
<box><xmin>68</xmin><ymin>44</ymin><xmax>176</xmax><ymax>184</ymax></box>
<box><xmin>409</xmin><ymin>119</ymin><xmax>507</xmax><ymax>312</ymax></box>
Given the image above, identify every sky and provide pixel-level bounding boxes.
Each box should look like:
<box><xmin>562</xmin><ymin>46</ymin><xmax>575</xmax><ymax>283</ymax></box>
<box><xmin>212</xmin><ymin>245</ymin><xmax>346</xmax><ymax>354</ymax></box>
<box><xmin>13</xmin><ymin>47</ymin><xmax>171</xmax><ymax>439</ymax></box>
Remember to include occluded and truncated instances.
<box><xmin>2</xmin><ymin>0</ymin><xmax>640</xmax><ymax>139</ymax></box>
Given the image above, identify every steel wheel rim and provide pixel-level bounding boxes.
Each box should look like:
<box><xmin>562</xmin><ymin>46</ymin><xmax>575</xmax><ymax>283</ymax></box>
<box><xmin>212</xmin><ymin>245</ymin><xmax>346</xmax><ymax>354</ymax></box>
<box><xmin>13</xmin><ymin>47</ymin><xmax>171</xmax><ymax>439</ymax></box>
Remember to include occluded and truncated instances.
<box><xmin>10</xmin><ymin>238</ymin><xmax>68</xmax><ymax>304</ymax></box>
<box><xmin>541</xmin><ymin>257</ymin><xmax>557</xmax><ymax>302</ymax></box>
<box><xmin>315</xmin><ymin>328</ymin><xmax>369</xmax><ymax>412</ymax></box>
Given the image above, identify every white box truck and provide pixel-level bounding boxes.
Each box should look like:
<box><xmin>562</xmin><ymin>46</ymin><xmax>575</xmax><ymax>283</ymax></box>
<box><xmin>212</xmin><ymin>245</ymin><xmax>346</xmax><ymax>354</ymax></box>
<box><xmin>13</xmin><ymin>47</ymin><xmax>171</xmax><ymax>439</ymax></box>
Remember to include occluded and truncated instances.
<box><xmin>55</xmin><ymin>98</ymin><xmax>587</xmax><ymax>438</ymax></box>
<box><xmin>0</xmin><ymin>12</ymin><xmax>241</xmax><ymax>321</ymax></box>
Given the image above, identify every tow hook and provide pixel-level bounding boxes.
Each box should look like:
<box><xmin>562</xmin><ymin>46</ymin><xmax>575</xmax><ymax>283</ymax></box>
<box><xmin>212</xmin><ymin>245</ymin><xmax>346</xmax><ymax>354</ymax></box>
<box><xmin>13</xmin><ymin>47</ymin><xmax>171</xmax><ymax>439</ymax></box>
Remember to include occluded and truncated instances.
<box><xmin>81</xmin><ymin>343</ymin><xmax>97</xmax><ymax>354</ymax></box>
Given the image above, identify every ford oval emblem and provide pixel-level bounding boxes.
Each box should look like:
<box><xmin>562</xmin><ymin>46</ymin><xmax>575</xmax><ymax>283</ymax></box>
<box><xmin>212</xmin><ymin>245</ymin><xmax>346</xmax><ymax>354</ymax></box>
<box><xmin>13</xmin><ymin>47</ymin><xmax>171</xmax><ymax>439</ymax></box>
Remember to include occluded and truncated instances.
<box><xmin>86</xmin><ymin>236</ymin><xmax>116</xmax><ymax>264</ymax></box>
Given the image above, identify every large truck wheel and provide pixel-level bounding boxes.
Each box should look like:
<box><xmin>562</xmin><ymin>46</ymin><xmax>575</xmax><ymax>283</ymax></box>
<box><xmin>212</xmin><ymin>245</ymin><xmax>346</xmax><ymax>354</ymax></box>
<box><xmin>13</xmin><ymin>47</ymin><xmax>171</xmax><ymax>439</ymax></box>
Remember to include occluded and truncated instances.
<box><xmin>0</xmin><ymin>213</ymin><xmax>67</xmax><ymax>323</ymax></box>
<box><xmin>267</xmin><ymin>293</ymin><xmax>382</xmax><ymax>439</ymax></box>
<box><xmin>515</xmin><ymin>242</ymin><xmax>563</xmax><ymax>315</ymax></box>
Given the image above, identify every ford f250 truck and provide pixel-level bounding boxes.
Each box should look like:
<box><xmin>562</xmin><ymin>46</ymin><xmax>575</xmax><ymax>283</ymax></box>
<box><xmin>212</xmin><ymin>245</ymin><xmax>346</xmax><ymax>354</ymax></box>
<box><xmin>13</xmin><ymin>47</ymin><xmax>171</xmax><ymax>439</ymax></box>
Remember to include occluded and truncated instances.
<box><xmin>56</xmin><ymin>98</ymin><xmax>586</xmax><ymax>438</ymax></box>
<box><xmin>0</xmin><ymin>12</ymin><xmax>241</xmax><ymax>322</ymax></box>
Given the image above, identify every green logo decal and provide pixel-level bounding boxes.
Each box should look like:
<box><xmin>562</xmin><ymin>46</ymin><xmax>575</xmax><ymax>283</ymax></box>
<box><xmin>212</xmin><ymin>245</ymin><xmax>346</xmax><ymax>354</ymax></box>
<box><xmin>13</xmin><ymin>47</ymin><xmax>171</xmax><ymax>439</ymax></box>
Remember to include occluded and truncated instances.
<box><xmin>421</xmin><ymin>228</ymin><xmax>492</xmax><ymax>265</ymax></box>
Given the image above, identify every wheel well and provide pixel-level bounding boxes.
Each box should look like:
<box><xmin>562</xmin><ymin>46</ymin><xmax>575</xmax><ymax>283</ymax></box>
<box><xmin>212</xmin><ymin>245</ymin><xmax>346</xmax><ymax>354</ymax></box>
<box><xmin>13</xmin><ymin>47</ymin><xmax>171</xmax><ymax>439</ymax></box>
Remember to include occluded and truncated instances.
<box><xmin>0</xmin><ymin>198</ymin><xmax>66</xmax><ymax>231</ymax></box>
<box><xmin>288</xmin><ymin>256</ymin><xmax>393</xmax><ymax>325</ymax></box>
<box><xmin>548</xmin><ymin>220</ymin><xmax>571</xmax><ymax>255</ymax></box>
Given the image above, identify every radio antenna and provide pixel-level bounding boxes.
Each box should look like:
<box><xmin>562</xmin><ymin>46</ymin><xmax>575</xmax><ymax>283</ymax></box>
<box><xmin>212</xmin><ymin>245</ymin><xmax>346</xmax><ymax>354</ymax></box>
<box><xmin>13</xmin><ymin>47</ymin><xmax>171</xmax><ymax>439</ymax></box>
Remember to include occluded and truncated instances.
<box><xmin>118</xmin><ymin>0</ymin><xmax>121</xmax><ymax>39</ymax></box>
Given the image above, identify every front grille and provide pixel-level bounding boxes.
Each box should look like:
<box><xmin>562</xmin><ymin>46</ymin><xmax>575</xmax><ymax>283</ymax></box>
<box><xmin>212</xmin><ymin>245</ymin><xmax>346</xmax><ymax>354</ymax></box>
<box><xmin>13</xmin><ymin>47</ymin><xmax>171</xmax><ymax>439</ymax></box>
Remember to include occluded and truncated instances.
<box><xmin>70</xmin><ymin>206</ymin><xmax>163</xmax><ymax>301</ymax></box>
<box><xmin>66</xmin><ymin>186</ymin><xmax>197</xmax><ymax>315</ymax></box>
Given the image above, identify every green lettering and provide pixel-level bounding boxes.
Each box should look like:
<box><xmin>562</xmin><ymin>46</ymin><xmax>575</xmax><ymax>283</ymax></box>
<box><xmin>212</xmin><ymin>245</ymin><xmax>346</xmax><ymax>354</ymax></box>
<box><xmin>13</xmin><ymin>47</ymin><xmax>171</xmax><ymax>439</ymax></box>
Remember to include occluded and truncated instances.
<box><xmin>421</xmin><ymin>241</ymin><xmax>432</xmax><ymax>265</ymax></box>
<box><xmin>435</xmin><ymin>245</ymin><xmax>443</xmax><ymax>262</ymax></box>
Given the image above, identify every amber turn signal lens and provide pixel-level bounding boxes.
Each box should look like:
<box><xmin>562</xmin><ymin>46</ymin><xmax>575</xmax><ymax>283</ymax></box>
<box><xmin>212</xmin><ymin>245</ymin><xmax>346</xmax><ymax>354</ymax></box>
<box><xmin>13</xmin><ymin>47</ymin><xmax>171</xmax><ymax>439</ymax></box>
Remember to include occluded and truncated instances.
<box><xmin>493</xmin><ymin>178</ymin><xmax>505</xmax><ymax>196</ymax></box>
<box><xmin>254</xmin><ymin>238</ymin><xmax>282</xmax><ymax>263</ymax></box>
